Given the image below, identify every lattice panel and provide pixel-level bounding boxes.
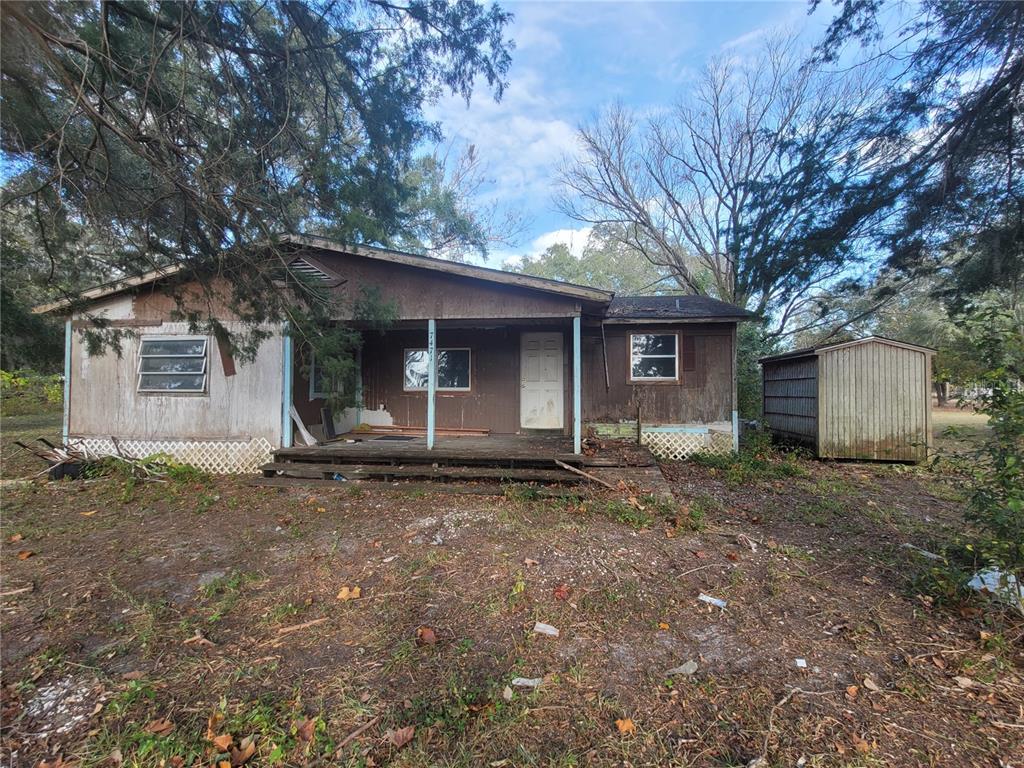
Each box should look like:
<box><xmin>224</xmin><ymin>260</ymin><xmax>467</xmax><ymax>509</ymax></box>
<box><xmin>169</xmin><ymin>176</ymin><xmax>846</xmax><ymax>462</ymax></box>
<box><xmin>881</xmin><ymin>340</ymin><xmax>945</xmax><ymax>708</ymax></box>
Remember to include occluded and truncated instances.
<box><xmin>641</xmin><ymin>429</ymin><xmax>734</xmax><ymax>461</ymax></box>
<box><xmin>70</xmin><ymin>437</ymin><xmax>274</xmax><ymax>474</ymax></box>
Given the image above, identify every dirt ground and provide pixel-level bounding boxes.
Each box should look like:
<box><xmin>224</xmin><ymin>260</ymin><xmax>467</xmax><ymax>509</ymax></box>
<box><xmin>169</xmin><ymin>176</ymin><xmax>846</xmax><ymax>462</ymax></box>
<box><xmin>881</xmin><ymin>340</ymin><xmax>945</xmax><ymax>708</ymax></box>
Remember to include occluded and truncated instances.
<box><xmin>2</xmin><ymin>421</ymin><xmax>1022</xmax><ymax>768</ymax></box>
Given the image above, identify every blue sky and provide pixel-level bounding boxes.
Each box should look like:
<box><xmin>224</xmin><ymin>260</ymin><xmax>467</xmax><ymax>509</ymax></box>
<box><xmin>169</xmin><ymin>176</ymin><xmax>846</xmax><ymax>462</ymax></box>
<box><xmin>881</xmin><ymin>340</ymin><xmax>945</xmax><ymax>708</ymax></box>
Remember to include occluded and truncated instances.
<box><xmin>427</xmin><ymin>1</ymin><xmax>836</xmax><ymax>265</ymax></box>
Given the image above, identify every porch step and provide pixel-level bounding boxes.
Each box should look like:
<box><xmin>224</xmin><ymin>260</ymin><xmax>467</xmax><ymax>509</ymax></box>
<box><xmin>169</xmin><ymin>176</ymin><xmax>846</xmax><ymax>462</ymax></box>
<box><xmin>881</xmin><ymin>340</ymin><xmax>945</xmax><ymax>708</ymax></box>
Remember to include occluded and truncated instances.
<box><xmin>260</xmin><ymin>462</ymin><xmax>585</xmax><ymax>484</ymax></box>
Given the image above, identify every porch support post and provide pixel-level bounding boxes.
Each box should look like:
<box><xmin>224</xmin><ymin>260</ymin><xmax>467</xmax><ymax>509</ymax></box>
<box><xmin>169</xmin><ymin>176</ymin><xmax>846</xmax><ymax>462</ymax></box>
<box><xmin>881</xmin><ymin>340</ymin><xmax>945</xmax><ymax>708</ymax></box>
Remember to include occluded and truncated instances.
<box><xmin>281</xmin><ymin>324</ymin><xmax>293</xmax><ymax>448</ymax></box>
<box><xmin>62</xmin><ymin>319</ymin><xmax>72</xmax><ymax>445</ymax></box>
<box><xmin>427</xmin><ymin>318</ymin><xmax>437</xmax><ymax>450</ymax></box>
<box><xmin>573</xmin><ymin>315</ymin><xmax>582</xmax><ymax>455</ymax></box>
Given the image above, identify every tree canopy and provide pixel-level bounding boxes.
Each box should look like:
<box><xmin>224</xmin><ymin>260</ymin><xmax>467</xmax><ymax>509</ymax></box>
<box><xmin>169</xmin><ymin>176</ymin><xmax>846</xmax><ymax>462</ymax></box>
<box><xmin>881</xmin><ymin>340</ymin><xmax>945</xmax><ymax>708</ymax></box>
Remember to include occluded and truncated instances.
<box><xmin>1</xmin><ymin>0</ymin><xmax>513</xmax><ymax>357</ymax></box>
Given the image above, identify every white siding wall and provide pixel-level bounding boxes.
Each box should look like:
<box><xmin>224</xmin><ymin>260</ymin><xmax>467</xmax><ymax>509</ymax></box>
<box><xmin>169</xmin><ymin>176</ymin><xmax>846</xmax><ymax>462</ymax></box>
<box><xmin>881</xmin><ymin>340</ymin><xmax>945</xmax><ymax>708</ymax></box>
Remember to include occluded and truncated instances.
<box><xmin>69</xmin><ymin>319</ymin><xmax>284</xmax><ymax>446</ymax></box>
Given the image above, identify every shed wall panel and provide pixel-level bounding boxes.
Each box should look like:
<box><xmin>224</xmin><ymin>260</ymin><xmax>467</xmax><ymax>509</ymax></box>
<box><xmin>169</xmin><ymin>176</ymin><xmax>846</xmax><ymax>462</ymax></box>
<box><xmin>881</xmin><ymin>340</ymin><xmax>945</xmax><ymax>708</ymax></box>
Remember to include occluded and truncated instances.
<box><xmin>816</xmin><ymin>341</ymin><xmax>929</xmax><ymax>461</ymax></box>
<box><xmin>761</xmin><ymin>358</ymin><xmax>818</xmax><ymax>448</ymax></box>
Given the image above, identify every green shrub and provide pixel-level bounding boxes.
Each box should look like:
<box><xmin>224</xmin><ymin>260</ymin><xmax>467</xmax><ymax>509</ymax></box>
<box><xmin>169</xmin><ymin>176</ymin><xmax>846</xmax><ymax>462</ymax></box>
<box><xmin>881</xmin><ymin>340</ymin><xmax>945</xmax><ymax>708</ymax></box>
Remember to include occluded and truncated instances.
<box><xmin>690</xmin><ymin>428</ymin><xmax>805</xmax><ymax>484</ymax></box>
<box><xmin>0</xmin><ymin>369</ymin><xmax>62</xmax><ymax>416</ymax></box>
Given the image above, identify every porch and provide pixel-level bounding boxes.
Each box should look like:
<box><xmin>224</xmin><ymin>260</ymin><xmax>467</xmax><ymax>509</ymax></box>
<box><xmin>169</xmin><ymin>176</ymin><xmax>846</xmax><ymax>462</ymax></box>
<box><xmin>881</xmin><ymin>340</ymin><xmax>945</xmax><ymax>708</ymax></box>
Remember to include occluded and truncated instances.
<box><xmin>261</xmin><ymin>433</ymin><xmax>667</xmax><ymax>492</ymax></box>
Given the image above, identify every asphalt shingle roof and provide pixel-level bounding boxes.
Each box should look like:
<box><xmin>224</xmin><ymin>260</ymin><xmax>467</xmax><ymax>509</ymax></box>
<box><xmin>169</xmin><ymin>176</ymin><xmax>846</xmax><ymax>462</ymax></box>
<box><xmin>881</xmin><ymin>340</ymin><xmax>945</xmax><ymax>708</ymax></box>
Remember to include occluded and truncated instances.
<box><xmin>605</xmin><ymin>295</ymin><xmax>755</xmax><ymax>320</ymax></box>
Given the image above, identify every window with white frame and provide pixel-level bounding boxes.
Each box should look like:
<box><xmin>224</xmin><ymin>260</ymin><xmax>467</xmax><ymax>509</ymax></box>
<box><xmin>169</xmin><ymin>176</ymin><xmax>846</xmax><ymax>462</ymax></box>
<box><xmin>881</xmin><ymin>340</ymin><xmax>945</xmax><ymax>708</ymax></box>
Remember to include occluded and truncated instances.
<box><xmin>630</xmin><ymin>334</ymin><xmax>677</xmax><ymax>380</ymax></box>
<box><xmin>403</xmin><ymin>348</ymin><xmax>471</xmax><ymax>391</ymax></box>
<box><xmin>137</xmin><ymin>337</ymin><xmax>208</xmax><ymax>393</ymax></box>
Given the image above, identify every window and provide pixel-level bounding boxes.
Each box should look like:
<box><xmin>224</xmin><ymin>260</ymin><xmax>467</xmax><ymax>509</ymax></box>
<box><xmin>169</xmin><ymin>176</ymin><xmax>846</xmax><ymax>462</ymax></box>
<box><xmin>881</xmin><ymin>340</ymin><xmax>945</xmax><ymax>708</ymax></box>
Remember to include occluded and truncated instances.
<box><xmin>137</xmin><ymin>337</ymin><xmax>208</xmax><ymax>393</ymax></box>
<box><xmin>630</xmin><ymin>334</ymin><xmax>677</xmax><ymax>380</ymax></box>
<box><xmin>309</xmin><ymin>350</ymin><xmax>337</xmax><ymax>399</ymax></box>
<box><xmin>404</xmin><ymin>348</ymin><xmax>471</xmax><ymax>391</ymax></box>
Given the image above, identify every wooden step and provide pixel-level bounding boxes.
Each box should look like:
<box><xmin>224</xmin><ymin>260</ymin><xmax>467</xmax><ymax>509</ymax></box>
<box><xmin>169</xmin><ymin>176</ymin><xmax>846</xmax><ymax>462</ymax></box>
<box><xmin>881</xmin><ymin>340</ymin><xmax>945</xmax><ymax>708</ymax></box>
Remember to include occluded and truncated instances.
<box><xmin>260</xmin><ymin>462</ymin><xmax>584</xmax><ymax>483</ymax></box>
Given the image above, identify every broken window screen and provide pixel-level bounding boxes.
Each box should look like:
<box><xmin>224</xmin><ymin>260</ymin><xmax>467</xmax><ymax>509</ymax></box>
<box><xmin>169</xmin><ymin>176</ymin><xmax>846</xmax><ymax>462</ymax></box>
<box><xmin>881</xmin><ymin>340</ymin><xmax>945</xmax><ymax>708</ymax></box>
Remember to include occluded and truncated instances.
<box><xmin>404</xmin><ymin>348</ymin><xmax>471</xmax><ymax>390</ymax></box>
<box><xmin>630</xmin><ymin>334</ymin><xmax>677</xmax><ymax>380</ymax></box>
<box><xmin>309</xmin><ymin>350</ymin><xmax>341</xmax><ymax>399</ymax></box>
<box><xmin>137</xmin><ymin>337</ymin><xmax>208</xmax><ymax>393</ymax></box>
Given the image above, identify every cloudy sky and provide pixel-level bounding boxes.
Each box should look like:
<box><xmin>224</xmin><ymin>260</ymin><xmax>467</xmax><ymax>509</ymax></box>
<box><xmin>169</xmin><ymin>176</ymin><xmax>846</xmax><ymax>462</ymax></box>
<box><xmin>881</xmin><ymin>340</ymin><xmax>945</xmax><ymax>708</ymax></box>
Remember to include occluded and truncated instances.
<box><xmin>427</xmin><ymin>1</ymin><xmax>836</xmax><ymax>265</ymax></box>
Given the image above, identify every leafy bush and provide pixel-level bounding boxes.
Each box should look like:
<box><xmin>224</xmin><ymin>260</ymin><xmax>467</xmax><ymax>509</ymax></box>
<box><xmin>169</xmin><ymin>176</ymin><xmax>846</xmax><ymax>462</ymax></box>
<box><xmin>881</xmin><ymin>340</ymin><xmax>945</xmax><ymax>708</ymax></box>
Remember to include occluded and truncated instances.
<box><xmin>924</xmin><ymin>308</ymin><xmax>1023</xmax><ymax>615</ymax></box>
<box><xmin>0</xmin><ymin>369</ymin><xmax>62</xmax><ymax>416</ymax></box>
<box><xmin>690</xmin><ymin>428</ymin><xmax>805</xmax><ymax>484</ymax></box>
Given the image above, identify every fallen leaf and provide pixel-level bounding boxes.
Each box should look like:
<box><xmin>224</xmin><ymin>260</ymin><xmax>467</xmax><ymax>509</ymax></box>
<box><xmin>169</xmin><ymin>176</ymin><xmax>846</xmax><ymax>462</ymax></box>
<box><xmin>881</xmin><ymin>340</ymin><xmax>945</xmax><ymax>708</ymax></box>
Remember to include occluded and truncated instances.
<box><xmin>121</xmin><ymin>670</ymin><xmax>145</xmax><ymax>681</ymax></box>
<box><xmin>388</xmin><ymin>725</ymin><xmax>415</xmax><ymax>749</ymax></box>
<box><xmin>862</xmin><ymin>677</ymin><xmax>880</xmax><ymax>692</ymax></box>
<box><xmin>108</xmin><ymin>748</ymin><xmax>123</xmax><ymax>765</ymax></box>
<box><xmin>218</xmin><ymin>761</ymin><xmax>231</xmax><ymax>768</ymax></box>
<box><xmin>415</xmin><ymin>626</ymin><xmax>437</xmax><ymax>646</ymax></box>
<box><xmin>336</xmin><ymin>585</ymin><xmax>362</xmax><ymax>601</ymax></box>
<box><xmin>296</xmin><ymin>718</ymin><xmax>316</xmax><ymax>743</ymax></box>
<box><xmin>80</xmin><ymin>510</ymin><xmax>97</xmax><ymax>517</ymax></box>
<box><xmin>9</xmin><ymin>533</ymin><xmax>23</xmax><ymax>543</ymax></box>
<box><xmin>212</xmin><ymin>734</ymin><xmax>233</xmax><ymax>751</ymax></box>
<box><xmin>725</xmin><ymin>552</ymin><xmax>740</xmax><ymax>562</ymax></box>
<box><xmin>853</xmin><ymin>738</ymin><xmax>872</xmax><ymax>755</ymax></box>
<box><xmin>553</xmin><ymin>584</ymin><xmax>570</xmax><ymax>601</ymax></box>
<box><xmin>845</xmin><ymin>685</ymin><xmax>859</xmax><ymax>700</ymax></box>
<box><xmin>315</xmin><ymin>507</ymin><xmax>326</xmax><ymax>514</ymax></box>
<box><xmin>615</xmin><ymin>718</ymin><xmax>636</xmax><ymax>736</ymax></box>
<box><xmin>931</xmin><ymin>655</ymin><xmax>946</xmax><ymax>669</ymax></box>
<box><xmin>230</xmin><ymin>736</ymin><xmax>256</xmax><ymax>766</ymax></box>
<box><xmin>144</xmin><ymin>718</ymin><xmax>174</xmax><ymax>736</ymax></box>
<box><xmin>169</xmin><ymin>758</ymin><xmax>185</xmax><ymax>768</ymax></box>
<box><xmin>17</xmin><ymin>550</ymin><xmax>35</xmax><ymax>560</ymax></box>
<box><xmin>954</xmin><ymin>675</ymin><xmax>975</xmax><ymax>689</ymax></box>
<box><xmin>206</xmin><ymin>712</ymin><xmax>226</xmax><ymax>741</ymax></box>
<box><xmin>523</xmin><ymin>558</ymin><xmax>539</xmax><ymax>567</ymax></box>
<box><xmin>658</xmin><ymin>622</ymin><xmax>669</xmax><ymax>630</ymax></box>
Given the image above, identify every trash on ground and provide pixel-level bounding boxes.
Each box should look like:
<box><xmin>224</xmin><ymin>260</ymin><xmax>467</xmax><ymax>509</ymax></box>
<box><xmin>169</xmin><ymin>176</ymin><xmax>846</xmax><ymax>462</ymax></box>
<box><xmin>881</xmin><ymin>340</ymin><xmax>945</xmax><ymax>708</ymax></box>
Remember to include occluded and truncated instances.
<box><xmin>533</xmin><ymin>621</ymin><xmax>560</xmax><ymax>637</ymax></box>
<box><xmin>698</xmin><ymin>593</ymin><xmax>728</xmax><ymax>609</ymax></box>
<box><xmin>511</xmin><ymin>677</ymin><xmax>543</xmax><ymax>688</ymax></box>
<box><xmin>967</xmin><ymin>567</ymin><xmax>1024</xmax><ymax>605</ymax></box>
<box><xmin>502</xmin><ymin>685</ymin><xmax>514</xmax><ymax>700</ymax></box>
<box><xmin>795</xmin><ymin>658</ymin><xmax>807</xmax><ymax>668</ymax></box>
<box><xmin>901</xmin><ymin>543</ymin><xmax>942</xmax><ymax>561</ymax></box>
<box><xmin>665</xmin><ymin>660</ymin><xmax>698</xmax><ymax>676</ymax></box>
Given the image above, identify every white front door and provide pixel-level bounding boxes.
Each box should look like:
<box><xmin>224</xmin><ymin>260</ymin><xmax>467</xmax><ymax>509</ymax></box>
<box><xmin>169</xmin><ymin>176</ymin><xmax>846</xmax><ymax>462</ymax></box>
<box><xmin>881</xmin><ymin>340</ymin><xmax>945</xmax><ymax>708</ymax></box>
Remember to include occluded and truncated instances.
<box><xmin>520</xmin><ymin>332</ymin><xmax>564</xmax><ymax>429</ymax></box>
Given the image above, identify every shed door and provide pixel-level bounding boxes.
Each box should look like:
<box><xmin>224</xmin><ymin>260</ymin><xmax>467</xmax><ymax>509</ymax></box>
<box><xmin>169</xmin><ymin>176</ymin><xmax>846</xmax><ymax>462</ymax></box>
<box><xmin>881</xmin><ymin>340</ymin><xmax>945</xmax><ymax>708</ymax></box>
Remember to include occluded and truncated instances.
<box><xmin>520</xmin><ymin>332</ymin><xmax>564</xmax><ymax>429</ymax></box>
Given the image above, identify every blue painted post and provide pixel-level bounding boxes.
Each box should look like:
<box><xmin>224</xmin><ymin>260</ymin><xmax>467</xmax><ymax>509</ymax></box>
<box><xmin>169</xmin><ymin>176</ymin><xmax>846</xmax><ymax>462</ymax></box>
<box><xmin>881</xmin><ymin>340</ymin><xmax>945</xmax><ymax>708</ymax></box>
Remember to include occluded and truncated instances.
<box><xmin>281</xmin><ymin>325</ymin><xmax>293</xmax><ymax>448</ymax></box>
<box><xmin>62</xmin><ymin>319</ymin><xmax>72</xmax><ymax>445</ymax></box>
<box><xmin>732</xmin><ymin>410</ymin><xmax>739</xmax><ymax>453</ymax></box>
<box><xmin>427</xmin><ymin>319</ymin><xmax>437</xmax><ymax>450</ymax></box>
<box><xmin>573</xmin><ymin>315</ymin><xmax>582</xmax><ymax>454</ymax></box>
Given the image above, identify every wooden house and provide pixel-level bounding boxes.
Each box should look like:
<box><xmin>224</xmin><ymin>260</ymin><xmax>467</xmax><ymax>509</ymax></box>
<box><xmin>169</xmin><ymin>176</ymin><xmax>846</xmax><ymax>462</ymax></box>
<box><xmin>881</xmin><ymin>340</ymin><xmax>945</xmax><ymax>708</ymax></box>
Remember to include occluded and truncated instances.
<box><xmin>760</xmin><ymin>336</ymin><xmax>935</xmax><ymax>462</ymax></box>
<box><xmin>37</xmin><ymin>235</ymin><xmax>753</xmax><ymax>473</ymax></box>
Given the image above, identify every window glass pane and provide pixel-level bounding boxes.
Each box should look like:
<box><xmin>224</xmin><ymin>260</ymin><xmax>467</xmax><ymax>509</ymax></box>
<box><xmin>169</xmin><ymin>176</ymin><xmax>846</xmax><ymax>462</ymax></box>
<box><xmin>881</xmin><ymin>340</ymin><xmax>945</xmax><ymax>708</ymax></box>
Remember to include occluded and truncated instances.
<box><xmin>139</xmin><ymin>357</ymin><xmax>205</xmax><ymax>373</ymax></box>
<box><xmin>140</xmin><ymin>339</ymin><xmax>206</xmax><ymax>356</ymax></box>
<box><xmin>632</xmin><ymin>357</ymin><xmax>676</xmax><ymax>379</ymax></box>
<box><xmin>404</xmin><ymin>350</ymin><xmax>429</xmax><ymax>389</ymax></box>
<box><xmin>631</xmin><ymin>334</ymin><xmax>675</xmax><ymax>357</ymax></box>
<box><xmin>437</xmin><ymin>350</ymin><xmax>470</xmax><ymax>389</ymax></box>
<box><xmin>139</xmin><ymin>373</ymin><xmax>205</xmax><ymax>391</ymax></box>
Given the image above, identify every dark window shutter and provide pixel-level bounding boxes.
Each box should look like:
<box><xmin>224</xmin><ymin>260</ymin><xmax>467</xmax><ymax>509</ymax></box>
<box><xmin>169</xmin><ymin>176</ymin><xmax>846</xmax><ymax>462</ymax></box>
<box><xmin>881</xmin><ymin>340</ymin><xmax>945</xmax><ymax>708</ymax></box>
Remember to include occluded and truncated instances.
<box><xmin>681</xmin><ymin>335</ymin><xmax>697</xmax><ymax>373</ymax></box>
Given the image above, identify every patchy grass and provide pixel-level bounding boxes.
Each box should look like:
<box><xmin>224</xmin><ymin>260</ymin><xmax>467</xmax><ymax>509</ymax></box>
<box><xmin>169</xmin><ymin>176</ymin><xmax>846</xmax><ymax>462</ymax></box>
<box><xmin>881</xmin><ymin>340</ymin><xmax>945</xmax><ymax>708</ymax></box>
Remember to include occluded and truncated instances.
<box><xmin>1</xmin><ymin>457</ymin><xmax>1022</xmax><ymax>767</ymax></box>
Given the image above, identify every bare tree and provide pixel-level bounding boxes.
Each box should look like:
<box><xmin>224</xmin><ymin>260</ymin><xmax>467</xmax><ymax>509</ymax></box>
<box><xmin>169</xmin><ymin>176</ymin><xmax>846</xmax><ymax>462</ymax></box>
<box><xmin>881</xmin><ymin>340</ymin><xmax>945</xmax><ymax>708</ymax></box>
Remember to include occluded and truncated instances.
<box><xmin>558</xmin><ymin>34</ymin><xmax>890</xmax><ymax>338</ymax></box>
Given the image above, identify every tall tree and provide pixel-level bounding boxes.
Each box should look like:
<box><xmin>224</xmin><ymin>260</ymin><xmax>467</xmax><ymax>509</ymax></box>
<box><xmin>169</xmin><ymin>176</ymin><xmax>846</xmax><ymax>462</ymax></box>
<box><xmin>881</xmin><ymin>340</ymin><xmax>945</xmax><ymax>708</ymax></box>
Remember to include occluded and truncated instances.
<box><xmin>558</xmin><ymin>34</ymin><xmax>886</xmax><ymax>338</ymax></box>
<box><xmin>1</xmin><ymin>0</ymin><xmax>512</xmax><ymax>356</ymax></box>
<box><xmin>811</xmin><ymin>0</ymin><xmax>1024</xmax><ymax>300</ymax></box>
<box><xmin>507</xmin><ymin>224</ymin><xmax>674</xmax><ymax>295</ymax></box>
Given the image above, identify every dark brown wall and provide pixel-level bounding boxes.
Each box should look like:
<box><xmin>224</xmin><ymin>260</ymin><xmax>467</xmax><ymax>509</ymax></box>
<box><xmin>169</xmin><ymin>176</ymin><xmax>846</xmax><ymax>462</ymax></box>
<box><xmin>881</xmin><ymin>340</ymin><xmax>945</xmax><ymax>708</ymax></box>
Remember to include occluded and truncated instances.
<box><xmin>307</xmin><ymin>250</ymin><xmax>584</xmax><ymax>321</ymax></box>
<box><xmin>582</xmin><ymin>324</ymin><xmax>734</xmax><ymax>424</ymax></box>
<box><xmin>296</xmin><ymin>322</ymin><xmax>735</xmax><ymax>433</ymax></box>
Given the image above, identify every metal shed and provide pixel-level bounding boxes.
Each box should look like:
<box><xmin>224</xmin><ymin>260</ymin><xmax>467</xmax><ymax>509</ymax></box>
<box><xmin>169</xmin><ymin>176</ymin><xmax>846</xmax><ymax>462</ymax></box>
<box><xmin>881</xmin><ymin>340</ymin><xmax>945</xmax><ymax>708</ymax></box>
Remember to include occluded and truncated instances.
<box><xmin>760</xmin><ymin>336</ymin><xmax>934</xmax><ymax>462</ymax></box>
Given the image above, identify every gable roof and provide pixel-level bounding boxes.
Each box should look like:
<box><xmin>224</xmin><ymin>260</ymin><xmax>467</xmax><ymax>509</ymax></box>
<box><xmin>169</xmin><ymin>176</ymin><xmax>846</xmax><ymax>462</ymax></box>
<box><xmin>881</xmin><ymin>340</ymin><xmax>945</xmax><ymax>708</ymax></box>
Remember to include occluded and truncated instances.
<box><xmin>759</xmin><ymin>335</ymin><xmax>936</xmax><ymax>364</ymax></box>
<box><xmin>34</xmin><ymin>235</ymin><xmax>614</xmax><ymax>314</ymax></box>
<box><xmin>605</xmin><ymin>295</ymin><xmax>755</xmax><ymax>322</ymax></box>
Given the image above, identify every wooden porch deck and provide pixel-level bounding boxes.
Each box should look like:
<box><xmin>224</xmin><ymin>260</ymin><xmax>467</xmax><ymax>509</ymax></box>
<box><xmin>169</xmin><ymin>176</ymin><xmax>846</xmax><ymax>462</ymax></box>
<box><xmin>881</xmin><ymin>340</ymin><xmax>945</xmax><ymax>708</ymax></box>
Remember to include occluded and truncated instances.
<box><xmin>263</xmin><ymin>433</ymin><xmax>658</xmax><ymax>486</ymax></box>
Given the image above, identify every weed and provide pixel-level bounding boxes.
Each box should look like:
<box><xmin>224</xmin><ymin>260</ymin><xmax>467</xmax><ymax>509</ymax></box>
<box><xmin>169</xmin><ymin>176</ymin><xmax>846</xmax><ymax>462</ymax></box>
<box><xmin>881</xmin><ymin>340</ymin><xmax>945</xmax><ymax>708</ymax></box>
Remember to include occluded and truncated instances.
<box><xmin>266</xmin><ymin>602</ymin><xmax>302</xmax><ymax>625</ymax></box>
<box><xmin>201</xmin><ymin>569</ymin><xmax>254</xmax><ymax>623</ymax></box>
<box><xmin>600</xmin><ymin>499</ymin><xmax>653</xmax><ymax>529</ymax></box>
<box><xmin>503</xmin><ymin>483</ymin><xmax>541</xmax><ymax>503</ymax></box>
<box><xmin>691</xmin><ymin>431</ymin><xmax>806</xmax><ymax>484</ymax></box>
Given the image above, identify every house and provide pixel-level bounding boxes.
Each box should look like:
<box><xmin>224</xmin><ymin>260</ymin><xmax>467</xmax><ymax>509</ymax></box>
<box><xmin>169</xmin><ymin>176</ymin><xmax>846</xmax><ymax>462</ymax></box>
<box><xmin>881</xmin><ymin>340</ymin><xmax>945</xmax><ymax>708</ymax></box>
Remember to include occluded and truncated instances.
<box><xmin>760</xmin><ymin>336</ymin><xmax>935</xmax><ymax>462</ymax></box>
<box><xmin>37</xmin><ymin>235</ymin><xmax>754</xmax><ymax>473</ymax></box>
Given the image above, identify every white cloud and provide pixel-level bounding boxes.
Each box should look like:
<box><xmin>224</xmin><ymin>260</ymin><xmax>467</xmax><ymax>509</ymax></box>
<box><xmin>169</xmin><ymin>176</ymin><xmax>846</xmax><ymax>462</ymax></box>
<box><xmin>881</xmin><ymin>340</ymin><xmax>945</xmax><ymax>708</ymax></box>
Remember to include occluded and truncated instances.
<box><xmin>493</xmin><ymin>224</ymin><xmax>593</xmax><ymax>268</ymax></box>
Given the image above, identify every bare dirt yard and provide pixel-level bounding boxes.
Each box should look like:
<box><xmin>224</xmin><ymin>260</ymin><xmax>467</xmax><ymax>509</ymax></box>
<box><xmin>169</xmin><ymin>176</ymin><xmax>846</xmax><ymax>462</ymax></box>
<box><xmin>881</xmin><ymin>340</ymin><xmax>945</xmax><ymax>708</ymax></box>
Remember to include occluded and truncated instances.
<box><xmin>2</xmin><ymin>414</ymin><xmax>1021</xmax><ymax>768</ymax></box>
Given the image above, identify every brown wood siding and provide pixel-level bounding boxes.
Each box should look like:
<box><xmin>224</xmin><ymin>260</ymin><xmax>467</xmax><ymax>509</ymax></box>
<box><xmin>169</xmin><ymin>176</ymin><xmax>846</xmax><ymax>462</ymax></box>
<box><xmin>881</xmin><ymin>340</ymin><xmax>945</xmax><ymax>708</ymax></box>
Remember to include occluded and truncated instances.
<box><xmin>817</xmin><ymin>340</ymin><xmax>930</xmax><ymax>462</ymax></box>
<box><xmin>582</xmin><ymin>324</ymin><xmax>734</xmax><ymax>424</ymax></box>
<box><xmin>307</xmin><ymin>249</ymin><xmax>584</xmax><ymax>320</ymax></box>
<box><xmin>762</xmin><ymin>357</ymin><xmax>818</xmax><ymax>449</ymax></box>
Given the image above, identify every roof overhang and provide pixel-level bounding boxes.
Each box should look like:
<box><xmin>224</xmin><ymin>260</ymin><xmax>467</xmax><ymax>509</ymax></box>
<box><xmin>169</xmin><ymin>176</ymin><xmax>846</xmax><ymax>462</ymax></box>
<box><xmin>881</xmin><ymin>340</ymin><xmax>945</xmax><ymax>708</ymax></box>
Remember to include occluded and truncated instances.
<box><xmin>759</xmin><ymin>335</ymin><xmax>936</xmax><ymax>364</ymax></box>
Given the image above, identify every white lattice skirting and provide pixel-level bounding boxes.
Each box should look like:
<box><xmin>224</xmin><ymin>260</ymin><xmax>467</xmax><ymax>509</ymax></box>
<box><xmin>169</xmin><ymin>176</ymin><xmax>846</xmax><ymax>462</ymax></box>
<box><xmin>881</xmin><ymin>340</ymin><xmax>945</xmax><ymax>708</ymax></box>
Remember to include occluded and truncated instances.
<box><xmin>641</xmin><ymin>428</ymin><xmax>734</xmax><ymax>461</ymax></box>
<box><xmin>70</xmin><ymin>437</ymin><xmax>275</xmax><ymax>474</ymax></box>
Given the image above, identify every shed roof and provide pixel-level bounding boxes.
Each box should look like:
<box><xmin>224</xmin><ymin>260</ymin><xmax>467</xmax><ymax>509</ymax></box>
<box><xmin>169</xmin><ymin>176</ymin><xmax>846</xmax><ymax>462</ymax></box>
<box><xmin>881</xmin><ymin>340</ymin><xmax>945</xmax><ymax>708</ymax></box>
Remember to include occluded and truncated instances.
<box><xmin>759</xmin><ymin>335</ymin><xmax>936</xmax><ymax>364</ymax></box>
<box><xmin>606</xmin><ymin>295</ymin><xmax>755</xmax><ymax>322</ymax></box>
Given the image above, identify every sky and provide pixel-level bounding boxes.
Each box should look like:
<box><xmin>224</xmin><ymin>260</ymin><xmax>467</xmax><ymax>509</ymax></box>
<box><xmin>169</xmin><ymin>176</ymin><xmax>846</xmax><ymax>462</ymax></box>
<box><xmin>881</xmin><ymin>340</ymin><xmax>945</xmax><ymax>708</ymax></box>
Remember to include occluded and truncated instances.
<box><xmin>426</xmin><ymin>0</ymin><xmax>837</xmax><ymax>266</ymax></box>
